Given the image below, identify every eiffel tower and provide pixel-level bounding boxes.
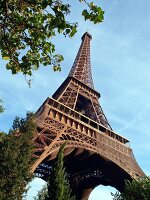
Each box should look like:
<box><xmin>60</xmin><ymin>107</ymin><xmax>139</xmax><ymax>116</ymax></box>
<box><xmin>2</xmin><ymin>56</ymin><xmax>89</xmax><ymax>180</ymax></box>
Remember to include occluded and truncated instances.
<box><xmin>32</xmin><ymin>32</ymin><xmax>144</xmax><ymax>199</ymax></box>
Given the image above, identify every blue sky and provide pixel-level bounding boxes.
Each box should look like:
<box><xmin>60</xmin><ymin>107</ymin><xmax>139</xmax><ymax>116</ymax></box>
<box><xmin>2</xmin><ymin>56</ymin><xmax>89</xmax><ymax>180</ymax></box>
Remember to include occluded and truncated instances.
<box><xmin>0</xmin><ymin>0</ymin><xmax>150</xmax><ymax>199</ymax></box>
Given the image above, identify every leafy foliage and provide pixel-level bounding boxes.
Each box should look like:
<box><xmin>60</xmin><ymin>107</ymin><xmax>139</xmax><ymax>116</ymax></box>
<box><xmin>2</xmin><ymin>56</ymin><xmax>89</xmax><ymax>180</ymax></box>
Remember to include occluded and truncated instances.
<box><xmin>0</xmin><ymin>113</ymin><xmax>36</xmax><ymax>200</ymax></box>
<box><xmin>0</xmin><ymin>99</ymin><xmax>4</xmax><ymax>113</ymax></box>
<box><xmin>34</xmin><ymin>184</ymin><xmax>48</xmax><ymax>200</ymax></box>
<box><xmin>35</xmin><ymin>143</ymin><xmax>75</xmax><ymax>200</ymax></box>
<box><xmin>47</xmin><ymin>143</ymin><xmax>75</xmax><ymax>200</ymax></box>
<box><xmin>0</xmin><ymin>0</ymin><xmax>104</xmax><ymax>75</ymax></box>
<box><xmin>112</xmin><ymin>176</ymin><xmax>150</xmax><ymax>200</ymax></box>
<box><xmin>82</xmin><ymin>1</ymin><xmax>104</xmax><ymax>24</ymax></box>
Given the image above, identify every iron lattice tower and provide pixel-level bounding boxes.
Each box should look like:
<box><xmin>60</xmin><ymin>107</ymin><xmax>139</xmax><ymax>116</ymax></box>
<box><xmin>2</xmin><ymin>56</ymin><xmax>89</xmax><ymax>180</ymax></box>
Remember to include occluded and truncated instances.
<box><xmin>32</xmin><ymin>32</ymin><xmax>144</xmax><ymax>200</ymax></box>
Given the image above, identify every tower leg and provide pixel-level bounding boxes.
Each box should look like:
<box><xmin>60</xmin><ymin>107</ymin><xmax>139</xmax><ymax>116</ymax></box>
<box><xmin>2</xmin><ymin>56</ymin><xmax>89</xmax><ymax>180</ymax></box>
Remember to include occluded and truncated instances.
<box><xmin>77</xmin><ymin>188</ymin><xmax>93</xmax><ymax>200</ymax></box>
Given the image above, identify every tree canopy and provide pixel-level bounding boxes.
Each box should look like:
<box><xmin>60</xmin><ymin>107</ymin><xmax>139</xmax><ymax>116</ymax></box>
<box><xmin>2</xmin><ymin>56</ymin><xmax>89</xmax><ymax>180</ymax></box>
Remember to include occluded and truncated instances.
<box><xmin>47</xmin><ymin>143</ymin><xmax>75</xmax><ymax>200</ymax></box>
<box><xmin>0</xmin><ymin>0</ymin><xmax>104</xmax><ymax>76</ymax></box>
<box><xmin>112</xmin><ymin>176</ymin><xmax>150</xmax><ymax>200</ymax></box>
<box><xmin>0</xmin><ymin>99</ymin><xmax>4</xmax><ymax>113</ymax></box>
<box><xmin>34</xmin><ymin>184</ymin><xmax>48</xmax><ymax>200</ymax></box>
<box><xmin>0</xmin><ymin>113</ymin><xmax>36</xmax><ymax>200</ymax></box>
<box><xmin>35</xmin><ymin>143</ymin><xmax>75</xmax><ymax>200</ymax></box>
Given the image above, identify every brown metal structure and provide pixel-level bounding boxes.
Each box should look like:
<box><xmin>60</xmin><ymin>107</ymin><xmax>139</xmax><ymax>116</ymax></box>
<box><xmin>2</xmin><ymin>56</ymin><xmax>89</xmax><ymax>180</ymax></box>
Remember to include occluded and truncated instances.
<box><xmin>32</xmin><ymin>32</ymin><xmax>144</xmax><ymax>200</ymax></box>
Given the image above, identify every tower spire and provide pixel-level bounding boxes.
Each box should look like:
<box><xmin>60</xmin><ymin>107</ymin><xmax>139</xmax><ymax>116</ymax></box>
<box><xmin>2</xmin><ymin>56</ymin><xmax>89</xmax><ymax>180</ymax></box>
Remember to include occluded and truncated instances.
<box><xmin>68</xmin><ymin>32</ymin><xmax>94</xmax><ymax>89</ymax></box>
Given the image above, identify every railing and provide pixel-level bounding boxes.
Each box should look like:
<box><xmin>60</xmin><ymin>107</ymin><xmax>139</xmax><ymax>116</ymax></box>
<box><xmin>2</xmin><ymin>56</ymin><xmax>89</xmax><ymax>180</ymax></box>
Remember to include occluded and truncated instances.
<box><xmin>36</xmin><ymin>97</ymin><xmax>129</xmax><ymax>145</ymax></box>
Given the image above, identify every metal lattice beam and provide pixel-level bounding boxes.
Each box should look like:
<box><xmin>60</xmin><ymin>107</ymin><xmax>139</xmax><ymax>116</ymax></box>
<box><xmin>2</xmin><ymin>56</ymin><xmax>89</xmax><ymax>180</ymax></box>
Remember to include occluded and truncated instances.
<box><xmin>69</xmin><ymin>32</ymin><xmax>94</xmax><ymax>89</ymax></box>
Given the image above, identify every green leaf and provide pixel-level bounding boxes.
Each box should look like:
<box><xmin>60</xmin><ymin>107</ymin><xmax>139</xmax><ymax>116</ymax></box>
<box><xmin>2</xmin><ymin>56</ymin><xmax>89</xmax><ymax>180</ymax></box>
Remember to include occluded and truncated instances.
<box><xmin>0</xmin><ymin>0</ymin><xmax>104</xmax><ymax>77</ymax></box>
<box><xmin>82</xmin><ymin>9</ymin><xmax>89</xmax><ymax>19</ymax></box>
<box><xmin>2</xmin><ymin>56</ymin><xmax>10</xmax><ymax>60</ymax></box>
<box><xmin>89</xmin><ymin>2</ymin><xmax>95</xmax><ymax>8</ymax></box>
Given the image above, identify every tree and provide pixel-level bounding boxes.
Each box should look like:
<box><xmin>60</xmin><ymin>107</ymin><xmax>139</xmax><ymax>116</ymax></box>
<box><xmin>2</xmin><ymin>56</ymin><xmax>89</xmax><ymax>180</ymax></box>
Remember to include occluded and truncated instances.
<box><xmin>0</xmin><ymin>0</ymin><xmax>104</xmax><ymax>76</ymax></box>
<box><xmin>34</xmin><ymin>184</ymin><xmax>48</xmax><ymax>200</ymax></box>
<box><xmin>35</xmin><ymin>143</ymin><xmax>75</xmax><ymax>200</ymax></box>
<box><xmin>112</xmin><ymin>176</ymin><xmax>150</xmax><ymax>200</ymax></box>
<box><xmin>47</xmin><ymin>143</ymin><xmax>75</xmax><ymax>200</ymax></box>
<box><xmin>0</xmin><ymin>113</ymin><xmax>36</xmax><ymax>200</ymax></box>
<box><xmin>0</xmin><ymin>99</ymin><xmax>4</xmax><ymax>113</ymax></box>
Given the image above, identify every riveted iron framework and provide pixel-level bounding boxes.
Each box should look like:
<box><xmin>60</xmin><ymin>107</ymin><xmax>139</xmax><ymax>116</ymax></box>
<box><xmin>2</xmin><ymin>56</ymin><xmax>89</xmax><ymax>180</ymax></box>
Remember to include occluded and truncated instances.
<box><xmin>32</xmin><ymin>33</ymin><xmax>144</xmax><ymax>200</ymax></box>
<box><xmin>69</xmin><ymin>32</ymin><xmax>94</xmax><ymax>89</ymax></box>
